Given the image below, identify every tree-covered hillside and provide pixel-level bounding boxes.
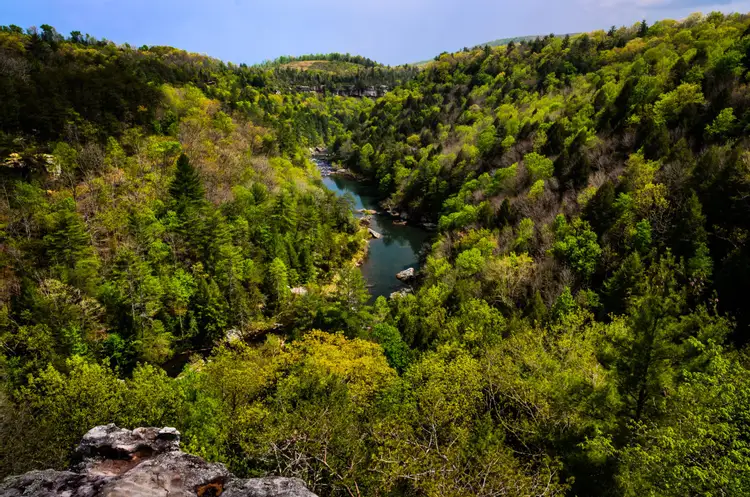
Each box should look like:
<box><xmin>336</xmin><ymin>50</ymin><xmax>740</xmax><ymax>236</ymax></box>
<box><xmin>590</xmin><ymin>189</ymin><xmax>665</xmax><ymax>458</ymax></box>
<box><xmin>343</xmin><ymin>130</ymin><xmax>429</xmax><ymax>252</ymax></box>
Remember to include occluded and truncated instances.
<box><xmin>0</xmin><ymin>24</ymin><xmax>380</xmax><ymax>479</ymax></box>
<box><xmin>2</xmin><ymin>13</ymin><xmax>750</xmax><ymax>497</ymax></box>
<box><xmin>261</xmin><ymin>53</ymin><xmax>419</xmax><ymax>95</ymax></box>
<box><xmin>336</xmin><ymin>13</ymin><xmax>750</xmax><ymax>343</ymax></box>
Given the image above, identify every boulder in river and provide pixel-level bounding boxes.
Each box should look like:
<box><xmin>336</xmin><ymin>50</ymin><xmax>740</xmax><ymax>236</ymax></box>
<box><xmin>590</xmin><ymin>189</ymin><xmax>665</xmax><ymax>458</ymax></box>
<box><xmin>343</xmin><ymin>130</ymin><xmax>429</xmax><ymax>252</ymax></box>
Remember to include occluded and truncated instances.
<box><xmin>389</xmin><ymin>288</ymin><xmax>413</xmax><ymax>299</ymax></box>
<box><xmin>396</xmin><ymin>267</ymin><xmax>415</xmax><ymax>281</ymax></box>
<box><xmin>368</xmin><ymin>228</ymin><xmax>382</xmax><ymax>239</ymax></box>
<box><xmin>359</xmin><ymin>215</ymin><xmax>372</xmax><ymax>226</ymax></box>
<box><xmin>0</xmin><ymin>424</ymin><xmax>317</xmax><ymax>497</ymax></box>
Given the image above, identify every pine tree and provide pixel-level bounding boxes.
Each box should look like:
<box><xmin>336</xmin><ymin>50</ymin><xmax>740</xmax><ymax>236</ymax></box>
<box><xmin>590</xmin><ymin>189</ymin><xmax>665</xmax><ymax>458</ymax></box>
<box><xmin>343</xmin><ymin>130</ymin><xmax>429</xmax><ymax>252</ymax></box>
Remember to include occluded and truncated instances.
<box><xmin>169</xmin><ymin>154</ymin><xmax>204</xmax><ymax>211</ymax></box>
<box><xmin>639</xmin><ymin>19</ymin><xmax>649</xmax><ymax>37</ymax></box>
<box><xmin>526</xmin><ymin>290</ymin><xmax>548</xmax><ymax>326</ymax></box>
<box><xmin>267</xmin><ymin>258</ymin><xmax>290</xmax><ymax>309</ymax></box>
<box><xmin>497</xmin><ymin>199</ymin><xmax>512</xmax><ymax>227</ymax></box>
<box><xmin>193</xmin><ymin>275</ymin><xmax>228</xmax><ymax>344</ymax></box>
<box><xmin>44</xmin><ymin>199</ymin><xmax>98</xmax><ymax>287</ymax></box>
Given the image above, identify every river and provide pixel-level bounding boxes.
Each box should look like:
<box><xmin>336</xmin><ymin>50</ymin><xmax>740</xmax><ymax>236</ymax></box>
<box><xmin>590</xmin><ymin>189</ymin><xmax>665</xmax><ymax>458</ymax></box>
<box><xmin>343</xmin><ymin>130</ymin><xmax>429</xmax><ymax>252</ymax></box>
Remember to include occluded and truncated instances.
<box><xmin>315</xmin><ymin>158</ymin><xmax>430</xmax><ymax>299</ymax></box>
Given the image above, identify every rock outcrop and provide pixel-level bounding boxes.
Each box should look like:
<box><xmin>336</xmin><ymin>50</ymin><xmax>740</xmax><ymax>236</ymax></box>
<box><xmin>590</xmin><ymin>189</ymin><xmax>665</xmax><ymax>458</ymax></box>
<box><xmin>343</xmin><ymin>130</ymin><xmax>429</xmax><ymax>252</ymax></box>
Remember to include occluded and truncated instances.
<box><xmin>389</xmin><ymin>288</ymin><xmax>413</xmax><ymax>299</ymax></box>
<box><xmin>395</xmin><ymin>267</ymin><xmax>415</xmax><ymax>281</ymax></box>
<box><xmin>294</xmin><ymin>85</ymin><xmax>388</xmax><ymax>98</ymax></box>
<box><xmin>0</xmin><ymin>425</ymin><xmax>317</xmax><ymax>497</ymax></box>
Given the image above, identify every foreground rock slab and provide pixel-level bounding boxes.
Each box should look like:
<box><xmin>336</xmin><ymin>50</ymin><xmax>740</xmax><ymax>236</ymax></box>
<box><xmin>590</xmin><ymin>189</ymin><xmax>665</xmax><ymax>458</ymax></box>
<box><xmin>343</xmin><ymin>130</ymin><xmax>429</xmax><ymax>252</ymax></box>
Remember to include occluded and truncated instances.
<box><xmin>0</xmin><ymin>425</ymin><xmax>317</xmax><ymax>497</ymax></box>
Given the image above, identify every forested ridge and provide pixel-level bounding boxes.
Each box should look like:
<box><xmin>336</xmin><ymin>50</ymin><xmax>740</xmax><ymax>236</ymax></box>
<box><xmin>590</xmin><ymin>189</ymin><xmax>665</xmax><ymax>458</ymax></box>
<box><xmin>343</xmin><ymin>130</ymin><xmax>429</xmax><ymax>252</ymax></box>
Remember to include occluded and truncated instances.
<box><xmin>262</xmin><ymin>53</ymin><xmax>419</xmax><ymax>95</ymax></box>
<box><xmin>1</xmin><ymin>13</ymin><xmax>750</xmax><ymax>497</ymax></box>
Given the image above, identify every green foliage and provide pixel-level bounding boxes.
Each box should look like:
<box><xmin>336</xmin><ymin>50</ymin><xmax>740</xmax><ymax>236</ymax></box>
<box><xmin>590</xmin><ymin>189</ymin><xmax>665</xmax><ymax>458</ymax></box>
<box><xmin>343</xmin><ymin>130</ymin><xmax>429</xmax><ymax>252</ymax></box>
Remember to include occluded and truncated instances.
<box><xmin>653</xmin><ymin>82</ymin><xmax>705</xmax><ymax>125</ymax></box>
<box><xmin>455</xmin><ymin>247</ymin><xmax>485</xmax><ymax>276</ymax></box>
<box><xmin>614</xmin><ymin>352</ymin><xmax>750</xmax><ymax>496</ymax></box>
<box><xmin>370</xmin><ymin>323</ymin><xmax>411</xmax><ymax>372</ymax></box>
<box><xmin>2</xmin><ymin>14</ymin><xmax>750</xmax><ymax>497</ymax></box>
<box><xmin>524</xmin><ymin>152</ymin><xmax>555</xmax><ymax>182</ymax></box>
<box><xmin>705</xmin><ymin>107</ymin><xmax>737</xmax><ymax>139</ymax></box>
<box><xmin>553</xmin><ymin>216</ymin><xmax>602</xmax><ymax>279</ymax></box>
<box><xmin>169</xmin><ymin>153</ymin><xmax>204</xmax><ymax>210</ymax></box>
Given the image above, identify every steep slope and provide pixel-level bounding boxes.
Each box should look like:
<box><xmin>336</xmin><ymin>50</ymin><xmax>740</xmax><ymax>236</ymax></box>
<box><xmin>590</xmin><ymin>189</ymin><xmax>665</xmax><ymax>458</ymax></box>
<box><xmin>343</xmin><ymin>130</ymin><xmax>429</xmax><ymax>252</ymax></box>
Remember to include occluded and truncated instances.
<box><xmin>2</xmin><ymin>14</ymin><xmax>750</xmax><ymax>497</ymax></box>
<box><xmin>335</xmin><ymin>12</ymin><xmax>750</xmax><ymax>340</ymax></box>
<box><xmin>326</xmin><ymin>14</ymin><xmax>750</xmax><ymax>495</ymax></box>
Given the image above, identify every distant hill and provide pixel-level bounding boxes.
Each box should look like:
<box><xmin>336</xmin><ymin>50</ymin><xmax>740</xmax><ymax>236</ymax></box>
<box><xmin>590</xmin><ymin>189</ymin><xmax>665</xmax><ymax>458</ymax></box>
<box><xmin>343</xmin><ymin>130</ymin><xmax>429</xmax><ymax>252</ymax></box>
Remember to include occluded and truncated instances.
<box><xmin>257</xmin><ymin>53</ymin><xmax>380</xmax><ymax>69</ymax></box>
<box><xmin>412</xmin><ymin>33</ymin><xmax>576</xmax><ymax>65</ymax></box>
<box><xmin>257</xmin><ymin>53</ymin><xmax>419</xmax><ymax>95</ymax></box>
<box><xmin>479</xmin><ymin>34</ymin><xmax>546</xmax><ymax>47</ymax></box>
<box><xmin>279</xmin><ymin>59</ymin><xmax>373</xmax><ymax>76</ymax></box>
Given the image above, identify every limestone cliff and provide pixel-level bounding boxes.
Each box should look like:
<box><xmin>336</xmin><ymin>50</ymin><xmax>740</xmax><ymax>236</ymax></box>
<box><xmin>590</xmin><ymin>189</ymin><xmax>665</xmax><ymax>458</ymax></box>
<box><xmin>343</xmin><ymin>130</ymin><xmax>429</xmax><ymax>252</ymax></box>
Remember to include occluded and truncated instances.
<box><xmin>0</xmin><ymin>425</ymin><xmax>317</xmax><ymax>497</ymax></box>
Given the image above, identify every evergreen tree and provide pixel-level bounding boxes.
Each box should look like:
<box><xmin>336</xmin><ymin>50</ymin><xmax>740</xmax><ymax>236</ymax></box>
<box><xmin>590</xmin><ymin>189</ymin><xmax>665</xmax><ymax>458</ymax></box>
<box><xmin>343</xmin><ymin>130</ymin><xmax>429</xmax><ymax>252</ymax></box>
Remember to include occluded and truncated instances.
<box><xmin>267</xmin><ymin>257</ymin><xmax>291</xmax><ymax>310</ymax></box>
<box><xmin>639</xmin><ymin>19</ymin><xmax>649</xmax><ymax>37</ymax></box>
<box><xmin>169</xmin><ymin>154</ymin><xmax>204</xmax><ymax>211</ymax></box>
<box><xmin>192</xmin><ymin>274</ymin><xmax>229</xmax><ymax>344</ymax></box>
<box><xmin>497</xmin><ymin>198</ymin><xmax>512</xmax><ymax>227</ymax></box>
<box><xmin>44</xmin><ymin>198</ymin><xmax>92</xmax><ymax>268</ymax></box>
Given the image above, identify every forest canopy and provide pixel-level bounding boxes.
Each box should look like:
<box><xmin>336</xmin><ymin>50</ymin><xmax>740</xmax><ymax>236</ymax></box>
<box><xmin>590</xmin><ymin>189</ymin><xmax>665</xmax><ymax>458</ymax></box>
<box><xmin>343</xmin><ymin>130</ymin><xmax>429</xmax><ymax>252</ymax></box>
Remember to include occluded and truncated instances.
<box><xmin>2</xmin><ymin>12</ymin><xmax>750</xmax><ymax>497</ymax></box>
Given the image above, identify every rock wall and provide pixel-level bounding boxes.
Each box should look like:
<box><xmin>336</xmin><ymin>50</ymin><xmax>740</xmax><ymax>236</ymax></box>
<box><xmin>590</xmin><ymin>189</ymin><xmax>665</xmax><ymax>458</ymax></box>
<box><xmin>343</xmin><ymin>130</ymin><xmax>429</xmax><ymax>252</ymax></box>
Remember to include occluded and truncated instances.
<box><xmin>294</xmin><ymin>85</ymin><xmax>388</xmax><ymax>98</ymax></box>
<box><xmin>0</xmin><ymin>425</ymin><xmax>317</xmax><ymax>497</ymax></box>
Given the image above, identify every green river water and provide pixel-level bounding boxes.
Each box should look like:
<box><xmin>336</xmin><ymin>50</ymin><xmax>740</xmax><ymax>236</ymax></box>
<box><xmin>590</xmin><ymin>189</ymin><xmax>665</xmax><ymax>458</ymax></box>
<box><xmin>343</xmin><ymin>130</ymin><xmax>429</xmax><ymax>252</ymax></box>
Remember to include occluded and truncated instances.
<box><xmin>317</xmin><ymin>160</ymin><xmax>430</xmax><ymax>299</ymax></box>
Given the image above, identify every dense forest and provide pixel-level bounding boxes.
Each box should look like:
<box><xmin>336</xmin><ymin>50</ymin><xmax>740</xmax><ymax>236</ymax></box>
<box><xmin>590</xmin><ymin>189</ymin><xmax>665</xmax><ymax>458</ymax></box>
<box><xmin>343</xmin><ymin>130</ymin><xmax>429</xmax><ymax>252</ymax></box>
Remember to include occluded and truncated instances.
<box><xmin>262</xmin><ymin>53</ymin><xmax>419</xmax><ymax>95</ymax></box>
<box><xmin>2</xmin><ymin>12</ymin><xmax>750</xmax><ymax>497</ymax></box>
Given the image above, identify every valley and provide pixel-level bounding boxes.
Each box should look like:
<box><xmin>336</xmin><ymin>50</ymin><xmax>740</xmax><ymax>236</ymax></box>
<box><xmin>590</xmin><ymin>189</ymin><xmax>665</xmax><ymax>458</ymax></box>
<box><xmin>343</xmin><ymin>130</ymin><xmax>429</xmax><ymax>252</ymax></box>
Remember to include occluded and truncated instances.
<box><xmin>315</xmin><ymin>157</ymin><xmax>429</xmax><ymax>299</ymax></box>
<box><xmin>1</xmin><ymin>12</ymin><xmax>750</xmax><ymax>497</ymax></box>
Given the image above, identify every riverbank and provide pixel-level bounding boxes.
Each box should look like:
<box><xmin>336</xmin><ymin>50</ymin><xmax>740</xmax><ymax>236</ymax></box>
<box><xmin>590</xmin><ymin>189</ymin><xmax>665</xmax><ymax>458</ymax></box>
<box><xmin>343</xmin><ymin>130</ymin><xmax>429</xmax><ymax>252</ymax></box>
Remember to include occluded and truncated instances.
<box><xmin>312</xmin><ymin>155</ymin><xmax>362</xmax><ymax>180</ymax></box>
<box><xmin>312</xmin><ymin>156</ymin><xmax>436</xmax><ymax>232</ymax></box>
<box><xmin>316</xmin><ymin>158</ymin><xmax>429</xmax><ymax>300</ymax></box>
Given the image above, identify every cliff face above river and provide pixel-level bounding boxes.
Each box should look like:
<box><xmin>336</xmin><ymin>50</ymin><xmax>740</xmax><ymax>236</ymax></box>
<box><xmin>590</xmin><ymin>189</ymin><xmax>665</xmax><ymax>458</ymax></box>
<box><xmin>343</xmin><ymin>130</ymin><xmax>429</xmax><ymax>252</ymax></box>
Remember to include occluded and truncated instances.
<box><xmin>0</xmin><ymin>425</ymin><xmax>316</xmax><ymax>497</ymax></box>
<box><xmin>294</xmin><ymin>85</ymin><xmax>388</xmax><ymax>98</ymax></box>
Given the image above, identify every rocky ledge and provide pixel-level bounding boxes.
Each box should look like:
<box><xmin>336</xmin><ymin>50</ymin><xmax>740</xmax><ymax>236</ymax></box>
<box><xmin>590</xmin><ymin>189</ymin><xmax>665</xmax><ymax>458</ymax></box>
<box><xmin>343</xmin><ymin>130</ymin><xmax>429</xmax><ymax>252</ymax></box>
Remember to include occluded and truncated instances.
<box><xmin>0</xmin><ymin>424</ymin><xmax>316</xmax><ymax>497</ymax></box>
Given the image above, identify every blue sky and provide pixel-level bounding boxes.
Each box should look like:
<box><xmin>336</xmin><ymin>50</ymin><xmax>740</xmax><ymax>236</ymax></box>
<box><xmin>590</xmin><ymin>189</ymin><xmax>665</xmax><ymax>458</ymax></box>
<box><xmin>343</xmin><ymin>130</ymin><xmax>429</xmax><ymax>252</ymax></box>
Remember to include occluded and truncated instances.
<box><xmin>2</xmin><ymin>0</ymin><xmax>749</xmax><ymax>65</ymax></box>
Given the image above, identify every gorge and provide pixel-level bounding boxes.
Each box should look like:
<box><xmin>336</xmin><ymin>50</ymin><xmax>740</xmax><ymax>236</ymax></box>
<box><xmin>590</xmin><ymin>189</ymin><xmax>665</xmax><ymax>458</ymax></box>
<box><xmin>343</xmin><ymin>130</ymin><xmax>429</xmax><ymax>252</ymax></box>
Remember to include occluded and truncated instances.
<box><xmin>315</xmin><ymin>158</ymin><xmax>429</xmax><ymax>299</ymax></box>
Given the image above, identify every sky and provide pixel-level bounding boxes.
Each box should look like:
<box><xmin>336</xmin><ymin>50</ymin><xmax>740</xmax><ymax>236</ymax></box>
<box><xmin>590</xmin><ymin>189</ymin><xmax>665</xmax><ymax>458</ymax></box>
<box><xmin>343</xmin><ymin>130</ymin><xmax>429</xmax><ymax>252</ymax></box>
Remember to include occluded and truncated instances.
<box><xmin>2</xmin><ymin>0</ymin><xmax>749</xmax><ymax>65</ymax></box>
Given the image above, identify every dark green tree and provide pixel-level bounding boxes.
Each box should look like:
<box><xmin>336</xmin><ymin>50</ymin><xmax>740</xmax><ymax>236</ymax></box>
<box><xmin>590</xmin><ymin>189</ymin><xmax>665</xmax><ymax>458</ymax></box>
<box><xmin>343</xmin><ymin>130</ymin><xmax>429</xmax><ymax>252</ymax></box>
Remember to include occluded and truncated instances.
<box><xmin>638</xmin><ymin>19</ymin><xmax>649</xmax><ymax>37</ymax></box>
<box><xmin>192</xmin><ymin>274</ymin><xmax>229</xmax><ymax>344</ymax></box>
<box><xmin>169</xmin><ymin>154</ymin><xmax>204</xmax><ymax>211</ymax></box>
<box><xmin>44</xmin><ymin>198</ymin><xmax>92</xmax><ymax>269</ymax></box>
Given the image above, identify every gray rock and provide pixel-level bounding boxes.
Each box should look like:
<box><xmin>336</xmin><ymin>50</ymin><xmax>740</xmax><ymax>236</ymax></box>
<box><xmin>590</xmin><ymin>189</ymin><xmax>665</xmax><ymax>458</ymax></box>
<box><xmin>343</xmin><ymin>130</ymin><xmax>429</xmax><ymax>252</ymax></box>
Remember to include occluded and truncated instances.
<box><xmin>389</xmin><ymin>288</ymin><xmax>413</xmax><ymax>299</ymax></box>
<box><xmin>0</xmin><ymin>425</ymin><xmax>317</xmax><ymax>497</ymax></box>
<box><xmin>395</xmin><ymin>267</ymin><xmax>415</xmax><ymax>281</ymax></box>
<box><xmin>368</xmin><ymin>228</ymin><xmax>382</xmax><ymax>239</ymax></box>
<box><xmin>224</xmin><ymin>477</ymin><xmax>316</xmax><ymax>497</ymax></box>
<box><xmin>0</xmin><ymin>469</ymin><xmax>107</xmax><ymax>497</ymax></box>
<box><xmin>76</xmin><ymin>424</ymin><xmax>180</xmax><ymax>464</ymax></box>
